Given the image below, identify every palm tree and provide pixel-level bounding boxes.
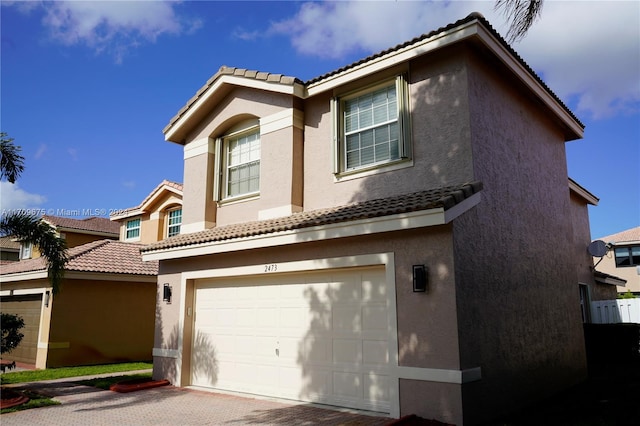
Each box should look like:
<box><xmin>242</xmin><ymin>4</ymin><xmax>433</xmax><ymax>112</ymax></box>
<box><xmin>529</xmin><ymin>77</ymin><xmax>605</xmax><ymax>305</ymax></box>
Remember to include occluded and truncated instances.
<box><xmin>0</xmin><ymin>132</ymin><xmax>68</xmax><ymax>294</ymax></box>
<box><xmin>495</xmin><ymin>0</ymin><xmax>544</xmax><ymax>42</ymax></box>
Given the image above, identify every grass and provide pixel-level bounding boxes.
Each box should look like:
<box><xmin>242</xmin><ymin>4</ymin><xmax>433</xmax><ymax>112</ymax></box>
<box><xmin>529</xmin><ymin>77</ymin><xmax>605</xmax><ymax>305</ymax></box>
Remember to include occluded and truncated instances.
<box><xmin>0</xmin><ymin>362</ymin><xmax>152</xmax><ymax>385</ymax></box>
<box><xmin>0</xmin><ymin>389</ymin><xmax>61</xmax><ymax>414</ymax></box>
<box><xmin>76</xmin><ymin>372</ymin><xmax>152</xmax><ymax>390</ymax></box>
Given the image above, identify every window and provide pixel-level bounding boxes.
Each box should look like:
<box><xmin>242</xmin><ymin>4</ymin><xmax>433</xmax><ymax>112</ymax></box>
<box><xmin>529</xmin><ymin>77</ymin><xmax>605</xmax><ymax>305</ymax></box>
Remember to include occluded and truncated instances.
<box><xmin>21</xmin><ymin>241</ymin><xmax>32</xmax><ymax>259</ymax></box>
<box><xmin>614</xmin><ymin>246</ymin><xmax>640</xmax><ymax>267</ymax></box>
<box><xmin>214</xmin><ymin>122</ymin><xmax>261</xmax><ymax>201</ymax></box>
<box><xmin>578</xmin><ymin>284</ymin><xmax>591</xmax><ymax>323</ymax></box>
<box><xmin>333</xmin><ymin>75</ymin><xmax>411</xmax><ymax>174</ymax></box>
<box><xmin>167</xmin><ymin>208</ymin><xmax>182</xmax><ymax>237</ymax></box>
<box><xmin>125</xmin><ymin>218</ymin><xmax>141</xmax><ymax>240</ymax></box>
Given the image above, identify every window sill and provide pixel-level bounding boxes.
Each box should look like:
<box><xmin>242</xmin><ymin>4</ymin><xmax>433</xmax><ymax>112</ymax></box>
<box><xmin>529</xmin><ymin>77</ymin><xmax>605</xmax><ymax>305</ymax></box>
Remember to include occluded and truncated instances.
<box><xmin>334</xmin><ymin>158</ymin><xmax>413</xmax><ymax>182</ymax></box>
<box><xmin>218</xmin><ymin>192</ymin><xmax>260</xmax><ymax>206</ymax></box>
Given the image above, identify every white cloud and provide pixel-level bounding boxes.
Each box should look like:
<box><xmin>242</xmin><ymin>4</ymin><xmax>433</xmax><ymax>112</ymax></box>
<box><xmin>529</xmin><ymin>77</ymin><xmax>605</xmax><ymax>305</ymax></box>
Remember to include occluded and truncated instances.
<box><xmin>10</xmin><ymin>0</ymin><xmax>201</xmax><ymax>64</ymax></box>
<box><xmin>270</xmin><ymin>0</ymin><xmax>639</xmax><ymax>119</ymax></box>
<box><xmin>34</xmin><ymin>144</ymin><xmax>47</xmax><ymax>159</ymax></box>
<box><xmin>0</xmin><ymin>182</ymin><xmax>47</xmax><ymax>212</ymax></box>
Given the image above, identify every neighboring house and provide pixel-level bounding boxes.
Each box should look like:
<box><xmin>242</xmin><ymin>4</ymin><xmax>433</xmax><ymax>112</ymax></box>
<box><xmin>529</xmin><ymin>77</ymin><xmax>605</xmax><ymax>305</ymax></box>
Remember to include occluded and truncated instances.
<box><xmin>11</xmin><ymin>215</ymin><xmax>119</xmax><ymax>260</ymax></box>
<box><xmin>0</xmin><ymin>184</ymin><xmax>182</xmax><ymax>369</ymax></box>
<box><xmin>0</xmin><ymin>240</ymin><xmax>157</xmax><ymax>368</ymax></box>
<box><xmin>141</xmin><ymin>13</ymin><xmax>599</xmax><ymax>425</ymax></box>
<box><xmin>594</xmin><ymin>226</ymin><xmax>640</xmax><ymax>294</ymax></box>
<box><xmin>110</xmin><ymin>180</ymin><xmax>183</xmax><ymax>244</ymax></box>
<box><xmin>0</xmin><ymin>236</ymin><xmax>21</xmax><ymax>261</ymax></box>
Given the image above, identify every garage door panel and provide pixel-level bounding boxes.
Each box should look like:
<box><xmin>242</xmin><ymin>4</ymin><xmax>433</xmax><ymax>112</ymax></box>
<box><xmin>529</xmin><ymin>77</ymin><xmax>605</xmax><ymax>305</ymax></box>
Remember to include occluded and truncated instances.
<box><xmin>363</xmin><ymin>340</ymin><xmax>389</xmax><ymax>365</ymax></box>
<box><xmin>333</xmin><ymin>371</ymin><xmax>362</xmax><ymax>399</ymax></box>
<box><xmin>301</xmin><ymin>336</ymin><xmax>332</xmax><ymax>364</ymax></box>
<box><xmin>333</xmin><ymin>339</ymin><xmax>362</xmax><ymax>364</ymax></box>
<box><xmin>193</xmin><ymin>267</ymin><xmax>389</xmax><ymax>413</ymax></box>
<box><xmin>0</xmin><ymin>295</ymin><xmax>43</xmax><ymax>364</ymax></box>
<box><xmin>279</xmin><ymin>307</ymin><xmax>306</xmax><ymax>330</ymax></box>
<box><xmin>363</xmin><ymin>305</ymin><xmax>388</xmax><ymax>331</ymax></box>
<box><xmin>362</xmin><ymin>271</ymin><xmax>387</xmax><ymax>302</ymax></box>
<box><xmin>333</xmin><ymin>305</ymin><xmax>361</xmax><ymax>332</ymax></box>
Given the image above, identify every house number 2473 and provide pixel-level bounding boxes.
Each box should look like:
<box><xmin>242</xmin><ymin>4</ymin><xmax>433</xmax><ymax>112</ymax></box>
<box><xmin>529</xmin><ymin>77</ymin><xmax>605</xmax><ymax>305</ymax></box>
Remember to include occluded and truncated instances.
<box><xmin>264</xmin><ymin>264</ymin><xmax>278</xmax><ymax>272</ymax></box>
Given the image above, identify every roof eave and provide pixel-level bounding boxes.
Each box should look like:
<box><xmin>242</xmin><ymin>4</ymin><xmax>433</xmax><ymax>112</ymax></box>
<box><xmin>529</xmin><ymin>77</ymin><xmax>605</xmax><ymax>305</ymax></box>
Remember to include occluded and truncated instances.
<box><xmin>569</xmin><ymin>178</ymin><xmax>599</xmax><ymax>206</ymax></box>
<box><xmin>142</xmin><ymin>191</ymin><xmax>481</xmax><ymax>261</ymax></box>
<box><xmin>307</xmin><ymin>19</ymin><xmax>583</xmax><ymax>141</ymax></box>
<box><xmin>164</xmin><ymin>75</ymin><xmax>306</xmax><ymax>144</ymax></box>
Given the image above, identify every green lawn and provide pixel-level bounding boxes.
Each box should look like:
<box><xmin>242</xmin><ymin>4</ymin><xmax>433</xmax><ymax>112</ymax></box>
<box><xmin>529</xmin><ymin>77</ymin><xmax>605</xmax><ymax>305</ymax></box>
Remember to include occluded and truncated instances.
<box><xmin>0</xmin><ymin>362</ymin><xmax>152</xmax><ymax>385</ymax></box>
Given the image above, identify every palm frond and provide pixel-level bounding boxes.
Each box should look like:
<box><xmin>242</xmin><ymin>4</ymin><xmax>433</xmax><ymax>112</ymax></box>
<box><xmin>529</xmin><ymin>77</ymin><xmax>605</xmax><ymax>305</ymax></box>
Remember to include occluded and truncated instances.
<box><xmin>0</xmin><ymin>212</ymin><xmax>68</xmax><ymax>294</ymax></box>
<box><xmin>495</xmin><ymin>0</ymin><xmax>544</xmax><ymax>43</ymax></box>
<box><xmin>0</xmin><ymin>133</ymin><xmax>25</xmax><ymax>184</ymax></box>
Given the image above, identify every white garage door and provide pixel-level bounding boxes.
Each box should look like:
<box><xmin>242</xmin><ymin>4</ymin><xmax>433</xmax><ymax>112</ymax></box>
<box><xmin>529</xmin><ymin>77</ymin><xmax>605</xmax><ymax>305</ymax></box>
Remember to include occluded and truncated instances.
<box><xmin>191</xmin><ymin>267</ymin><xmax>390</xmax><ymax>413</ymax></box>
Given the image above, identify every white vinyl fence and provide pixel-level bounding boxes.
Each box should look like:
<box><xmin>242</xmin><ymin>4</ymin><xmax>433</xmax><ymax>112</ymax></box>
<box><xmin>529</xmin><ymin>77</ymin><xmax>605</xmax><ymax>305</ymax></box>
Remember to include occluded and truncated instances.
<box><xmin>591</xmin><ymin>299</ymin><xmax>640</xmax><ymax>324</ymax></box>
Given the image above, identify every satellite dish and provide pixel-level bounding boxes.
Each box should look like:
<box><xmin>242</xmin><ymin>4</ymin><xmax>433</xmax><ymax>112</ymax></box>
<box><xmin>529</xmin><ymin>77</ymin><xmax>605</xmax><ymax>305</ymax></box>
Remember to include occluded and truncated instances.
<box><xmin>588</xmin><ymin>240</ymin><xmax>609</xmax><ymax>257</ymax></box>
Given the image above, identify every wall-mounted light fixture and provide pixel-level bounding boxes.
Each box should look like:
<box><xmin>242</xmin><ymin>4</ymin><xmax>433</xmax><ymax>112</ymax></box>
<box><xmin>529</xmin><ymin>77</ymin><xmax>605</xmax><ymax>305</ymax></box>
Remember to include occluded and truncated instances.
<box><xmin>44</xmin><ymin>291</ymin><xmax>50</xmax><ymax>307</ymax></box>
<box><xmin>163</xmin><ymin>284</ymin><xmax>172</xmax><ymax>304</ymax></box>
<box><xmin>413</xmin><ymin>265</ymin><xmax>428</xmax><ymax>292</ymax></box>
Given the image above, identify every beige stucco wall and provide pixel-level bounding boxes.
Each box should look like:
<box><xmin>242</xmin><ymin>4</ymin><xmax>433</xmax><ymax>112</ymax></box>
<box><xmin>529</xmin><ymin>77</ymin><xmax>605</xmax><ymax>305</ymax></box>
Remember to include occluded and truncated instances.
<box><xmin>567</xmin><ymin>192</ymin><xmax>617</xmax><ymax>301</ymax></box>
<box><xmin>181</xmin><ymin>88</ymin><xmax>302</xmax><ymax>230</ymax></box>
<box><xmin>116</xmin><ymin>192</ymin><xmax>182</xmax><ymax>244</ymax></box>
<box><xmin>47</xmin><ymin>278</ymin><xmax>155</xmax><ymax>367</ymax></box>
<box><xmin>63</xmin><ymin>231</ymin><xmax>116</xmax><ymax>248</ymax></box>
<box><xmin>153</xmin><ymin>226</ymin><xmax>464</xmax><ymax>423</ymax></box>
<box><xmin>302</xmin><ymin>50</ymin><xmax>475</xmax><ymax>211</ymax></box>
<box><xmin>451</xmin><ymin>47</ymin><xmax>588</xmax><ymax>424</ymax></box>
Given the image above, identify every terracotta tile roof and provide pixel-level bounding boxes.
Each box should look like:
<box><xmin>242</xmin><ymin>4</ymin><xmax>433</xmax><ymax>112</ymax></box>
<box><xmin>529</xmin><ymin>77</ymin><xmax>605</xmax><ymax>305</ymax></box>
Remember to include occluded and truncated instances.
<box><xmin>42</xmin><ymin>215</ymin><xmax>119</xmax><ymax>236</ymax></box>
<box><xmin>164</xmin><ymin>67</ymin><xmax>303</xmax><ymax>133</ymax></box>
<box><xmin>142</xmin><ymin>181</ymin><xmax>482</xmax><ymax>253</ymax></box>
<box><xmin>111</xmin><ymin>180</ymin><xmax>183</xmax><ymax>218</ymax></box>
<box><xmin>597</xmin><ymin>226</ymin><xmax>640</xmax><ymax>244</ymax></box>
<box><xmin>0</xmin><ymin>240</ymin><xmax>158</xmax><ymax>277</ymax></box>
<box><xmin>0</xmin><ymin>236</ymin><xmax>21</xmax><ymax>251</ymax></box>
<box><xmin>306</xmin><ymin>12</ymin><xmax>581</xmax><ymax>128</ymax></box>
<box><xmin>165</xmin><ymin>13</ymin><xmax>581</xmax><ymax>136</ymax></box>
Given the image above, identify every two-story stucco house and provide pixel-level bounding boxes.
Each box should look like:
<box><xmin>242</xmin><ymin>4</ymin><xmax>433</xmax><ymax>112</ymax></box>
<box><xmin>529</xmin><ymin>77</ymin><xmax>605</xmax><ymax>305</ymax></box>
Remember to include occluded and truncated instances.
<box><xmin>0</xmin><ymin>182</ymin><xmax>183</xmax><ymax>369</ymax></box>
<box><xmin>141</xmin><ymin>13</ymin><xmax>606</xmax><ymax>425</ymax></box>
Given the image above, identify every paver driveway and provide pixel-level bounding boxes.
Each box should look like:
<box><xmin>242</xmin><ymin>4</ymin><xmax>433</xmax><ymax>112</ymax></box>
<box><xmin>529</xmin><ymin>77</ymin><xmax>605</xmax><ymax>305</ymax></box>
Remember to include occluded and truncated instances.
<box><xmin>1</xmin><ymin>380</ymin><xmax>391</xmax><ymax>426</ymax></box>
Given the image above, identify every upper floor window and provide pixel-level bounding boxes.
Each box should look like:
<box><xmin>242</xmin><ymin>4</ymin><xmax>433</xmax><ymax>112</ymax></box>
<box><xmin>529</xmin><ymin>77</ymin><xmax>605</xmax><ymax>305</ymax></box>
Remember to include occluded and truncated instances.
<box><xmin>332</xmin><ymin>75</ymin><xmax>411</xmax><ymax>174</ymax></box>
<box><xmin>167</xmin><ymin>208</ymin><xmax>182</xmax><ymax>237</ymax></box>
<box><xmin>614</xmin><ymin>246</ymin><xmax>640</xmax><ymax>267</ymax></box>
<box><xmin>21</xmin><ymin>241</ymin><xmax>32</xmax><ymax>259</ymax></box>
<box><xmin>214</xmin><ymin>121</ymin><xmax>261</xmax><ymax>201</ymax></box>
<box><xmin>125</xmin><ymin>218</ymin><xmax>141</xmax><ymax>240</ymax></box>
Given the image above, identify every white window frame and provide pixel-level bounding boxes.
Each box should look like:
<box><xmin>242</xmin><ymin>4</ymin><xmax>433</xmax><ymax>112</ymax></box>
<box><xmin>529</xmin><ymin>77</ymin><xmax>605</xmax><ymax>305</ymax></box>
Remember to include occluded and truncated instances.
<box><xmin>166</xmin><ymin>208</ymin><xmax>182</xmax><ymax>238</ymax></box>
<box><xmin>125</xmin><ymin>218</ymin><xmax>141</xmax><ymax>241</ymax></box>
<box><xmin>214</xmin><ymin>120</ymin><xmax>261</xmax><ymax>202</ymax></box>
<box><xmin>21</xmin><ymin>241</ymin><xmax>32</xmax><ymax>259</ymax></box>
<box><xmin>332</xmin><ymin>75</ymin><xmax>411</xmax><ymax>176</ymax></box>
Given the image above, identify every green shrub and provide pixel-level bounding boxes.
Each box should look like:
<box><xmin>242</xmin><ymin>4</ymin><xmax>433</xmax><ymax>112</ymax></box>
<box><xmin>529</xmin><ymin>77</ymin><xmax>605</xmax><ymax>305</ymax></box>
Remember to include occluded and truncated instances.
<box><xmin>1</xmin><ymin>312</ymin><xmax>25</xmax><ymax>354</ymax></box>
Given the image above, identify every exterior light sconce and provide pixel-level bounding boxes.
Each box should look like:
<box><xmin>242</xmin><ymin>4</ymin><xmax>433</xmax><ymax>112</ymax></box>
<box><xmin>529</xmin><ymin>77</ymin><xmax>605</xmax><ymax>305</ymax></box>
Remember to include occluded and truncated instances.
<box><xmin>44</xmin><ymin>291</ymin><xmax>50</xmax><ymax>307</ymax></box>
<box><xmin>163</xmin><ymin>284</ymin><xmax>172</xmax><ymax>304</ymax></box>
<box><xmin>413</xmin><ymin>265</ymin><xmax>428</xmax><ymax>292</ymax></box>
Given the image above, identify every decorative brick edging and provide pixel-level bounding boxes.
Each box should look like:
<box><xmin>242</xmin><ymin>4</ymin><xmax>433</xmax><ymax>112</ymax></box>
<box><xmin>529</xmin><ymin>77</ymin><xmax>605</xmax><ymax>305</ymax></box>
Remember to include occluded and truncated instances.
<box><xmin>109</xmin><ymin>378</ymin><xmax>170</xmax><ymax>393</ymax></box>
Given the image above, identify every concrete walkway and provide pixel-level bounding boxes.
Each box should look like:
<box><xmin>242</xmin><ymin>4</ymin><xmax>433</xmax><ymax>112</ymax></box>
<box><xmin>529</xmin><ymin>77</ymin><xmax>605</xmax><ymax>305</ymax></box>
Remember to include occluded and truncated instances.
<box><xmin>1</xmin><ymin>373</ymin><xmax>391</xmax><ymax>425</ymax></box>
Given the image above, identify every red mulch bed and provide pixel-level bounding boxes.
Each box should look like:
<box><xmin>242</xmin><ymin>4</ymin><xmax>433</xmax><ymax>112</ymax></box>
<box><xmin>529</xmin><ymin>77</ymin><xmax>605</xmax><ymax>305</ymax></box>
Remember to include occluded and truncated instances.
<box><xmin>109</xmin><ymin>378</ymin><xmax>170</xmax><ymax>393</ymax></box>
<box><xmin>0</xmin><ymin>387</ymin><xmax>29</xmax><ymax>410</ymax></box>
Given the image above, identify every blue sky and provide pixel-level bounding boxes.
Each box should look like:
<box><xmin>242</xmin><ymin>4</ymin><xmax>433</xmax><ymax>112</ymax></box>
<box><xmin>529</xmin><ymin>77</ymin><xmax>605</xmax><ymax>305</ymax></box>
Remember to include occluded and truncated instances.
<box><xmin>1</xmin><ymin>1</ymin><xmax>638</xmax><ymax>240</ymax></box>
